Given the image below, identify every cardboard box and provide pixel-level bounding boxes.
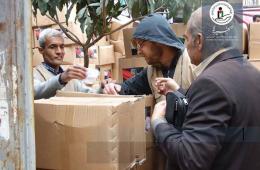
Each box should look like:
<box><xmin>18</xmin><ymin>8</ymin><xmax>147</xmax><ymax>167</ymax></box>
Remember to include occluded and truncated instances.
<box><xmin>249</xmin><ymin>23</ymin><xmax>260</xmax><ymax>41</ymax></box>
<box><xmin>171</xmin><ymin>23</ymin><xmax>187</xmax><ymax>37</ymax></box>
<box><xmin>123</xmin><ymin>24</ymin><xmax>186</xmax><ymax>58</ymax></box>
<box><xmin>98</xmin><ymin>64</ymin><xmax>113</xmax><ymax>81</ymax></box>
<box><xmin>32</xmin><ymin>47</ymin><xmax>75</xmax><ymax>67</ymax></box>
<box><xmin>248</xmin><ymin>41</ymin><xmax>260</xmax><ymax>59</ymax></box>
<box><xmin>52</xmin><ymin>22</ymin><xmax>86</xmax><ymax>45</ymax></box>
<box><xmin>32</xmin><ymin>27</ymin><xmax>42</xmax><ymax>48</ymax></box>
<box><xmin>55</xmin><ymin>92</ymin><xmax>157</xmax><ymax>170</ymax></box>
<box><xmin>34</xmin><ymin>96</ymin><xmax>146</xmax><ymax>170</ymax></box>
<box><xmin>249</xmin><ymin>59</ymin><xmax>260</xmax><ymax>71</ymax></box>
<box><xmin>110</xmin><ymin>20</ymin><xmax>133</xmax><ymax>41</ymax></box>
<box><xmin>89</xmin><ymin>45</ymin><xmax>115</xmax><ymax>66</ymax></box>
<box><xmin>123</xmin><ymin>28</ymin><xmax>139</xmax><ymax>58</ymax></box>
<box><xmin>118</xmin><ymin>57</ymin><xmax>148</xmax><ymax>83</ymax></box>
<box><xmin>110</xmin><ymin>40</ymin><xmax>125</xmax><ymax>55</ymax></box>
<box><xmin>35</xmin><ymin>9</ymin><xmax>68</xmax><ymax>27</ymax></box>
<box><xmin>32</xmin><ymin>15</ymin><xmax>37</xmax><ymax>27</ymax></box>
<box><xmin>112</xmin><ymin>52</ymin><xmax>125</xmax><ymax>82</ymax></box>
<box><xmin>241</xmin><ymin>24</ymin><xmax>248</xmax><ymax>54</ymax></box>
<box><xmin>32</xmin><ymin>48</ymin><xmax>43</xmax><ymax>67</ymax></box>
<box><xmin>63</xmin><ymin>45</ymin><xmax>82</xmax><ymax>65</ymax></box>
<box><xmin>95</xmin><ymin>36</ymin><xmax>110</xmax><ymax>46</ymax></box>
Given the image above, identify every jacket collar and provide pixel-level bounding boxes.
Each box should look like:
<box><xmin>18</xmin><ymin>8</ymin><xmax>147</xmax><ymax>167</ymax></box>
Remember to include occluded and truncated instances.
<box><xmin>193</xmin><ymin>48</ymin><xmax>232</xmax><ymax>78</ymax></box>
<box><xmin>204</xmin><ymin>48</ymin><xmax>242</xmax><ymax>72</ymax></box>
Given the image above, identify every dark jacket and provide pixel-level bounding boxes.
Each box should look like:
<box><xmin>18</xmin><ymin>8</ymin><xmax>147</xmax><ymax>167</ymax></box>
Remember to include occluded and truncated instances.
<box><xmin>155</xmin><ymin>49</ymin><xmax>260</xmax><ymax>170</ymax></box>
<box><xmin>119</xmin><ymin>14</ymin><xmax>184</xmax><ymax>95</ymax></box>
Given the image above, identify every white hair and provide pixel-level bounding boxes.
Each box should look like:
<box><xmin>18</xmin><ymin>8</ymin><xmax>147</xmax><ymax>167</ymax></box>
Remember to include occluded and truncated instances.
<box><xmin>38</xmin><ymin>28</ymin><xmax>63</xmax><ymax>48</ymax></box>
<box><xmin>187</xmin><ymin>6</ymin><xmax>241</xmax><ymax>60</ymax></box>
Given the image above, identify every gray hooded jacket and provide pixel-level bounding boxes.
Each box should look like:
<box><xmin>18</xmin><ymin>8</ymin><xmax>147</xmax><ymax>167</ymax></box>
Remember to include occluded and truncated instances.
<box><xmin>119</xmin><ymin>13</ymin><xmax>185</xmax><ymax>95</ymax></box>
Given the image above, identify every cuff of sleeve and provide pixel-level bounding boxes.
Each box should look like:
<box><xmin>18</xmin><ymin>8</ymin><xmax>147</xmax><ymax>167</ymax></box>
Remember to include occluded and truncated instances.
<box><xmin>151</xmin><ymin>117</ymin><xmax>167</xmax><ymax>132</ymax></box>
<box><xmin>55</xmin><ymin>75</ymin><xmax>66</xmax><ymax>88</ymax></box>
<box><xmin>58</xmin><ymin>74</ymin><xmax>67</xmax><ymax>85</ymax></box>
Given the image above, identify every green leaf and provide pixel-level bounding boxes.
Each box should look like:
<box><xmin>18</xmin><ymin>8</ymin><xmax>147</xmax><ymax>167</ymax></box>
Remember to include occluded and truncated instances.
<box><xmin>65</xmin><ymin>3</ymin><xmax>75</xmax><ymax>25</ymax></box>
<box><xmin>77</xmin><ymin>7</ymin><xmax>87</xmax><ymax>20</ymax></box>
<box><xmin>88</xmin><ymin>3</ymin><xmax>100</xmax><ymax>7</ymax></box>
<box><xmin>96</xmin><ymin>7</ymin><xmax>102</xmax><ymax>15</ymax></box>
<box><xmin>38</xmin><ymin>0</ymin><xmax>48</xmax><ymax>15</ymax></box>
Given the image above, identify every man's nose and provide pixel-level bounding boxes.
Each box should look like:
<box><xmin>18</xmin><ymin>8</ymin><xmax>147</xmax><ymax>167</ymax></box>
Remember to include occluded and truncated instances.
<box><xmin>56</xmin><ymin>47</ymin><xmax>63</xmax><ymax>54</ymax></box>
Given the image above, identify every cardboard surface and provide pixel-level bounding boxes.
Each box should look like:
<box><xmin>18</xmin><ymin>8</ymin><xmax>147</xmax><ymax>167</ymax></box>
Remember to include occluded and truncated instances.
<box><xmin>110</xmin><ymin>20</ymin><xmax>133</xmax><ymax>41</ymax></box>
<box><xmin>32</xmin><ymin>48</ymin><xmax>44</xmax><ymax>67</ymax></box>
<box><xmin>112</xmin><ymin>52</ymin><xmax>125</xmax><ymax>82</ymax></box>
<box><xmin>249</xmin><ymin>23</ymin><xmax>260</xmax><ymax>41</ymax></box>
<box><xmin>35</xmin><ymin>8</ymin><xmax>71</xmax><ymax>27</ymax></box>
<box><xmin>242</xmin><ymin>23</ymin><xmax>248</xmax><ymax>54</ymax></box>
<box><xmin>123</xmin><ymin>28</ymin><xmax>138</xmax><ymax>58</ymax></box>
<box><xmin>35</xmin><ymin>96</ymin><xmax>146</xmax><ymax>170</ymax></box>
<box><xmin>171</xmin><ymin>23</ymin><xmax>187</xmax><ymax>37</ymax></box>
<box><xmin>89</xmin><ymin>45</ymin><xmax>115</xmax><ymax>66</ymax></box>
<box><xmin>248</xmin><ymin>41</ymin><xmax>260</xmax><ymax>59</ymax></box>
<box><xmin>110</xmin><ymin>40</ymin><xmax>125</xmax><ymax>55</ymax></box>
<box><xmin>52</xmin><ymin>22</ymin><xmax>86</xmax><ymax>45</ymax></box>
<box><xmin>118</xmin><ymin>57</ymin><xmax>148</xmax><ymax>83</ymax></box>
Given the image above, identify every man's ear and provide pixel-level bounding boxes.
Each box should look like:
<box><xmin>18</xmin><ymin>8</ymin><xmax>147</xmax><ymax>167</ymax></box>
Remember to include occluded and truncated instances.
<box><xmin>195</xmin><ymin>33</ymin><xmax>203</xmax><ymax>51</ymax></box>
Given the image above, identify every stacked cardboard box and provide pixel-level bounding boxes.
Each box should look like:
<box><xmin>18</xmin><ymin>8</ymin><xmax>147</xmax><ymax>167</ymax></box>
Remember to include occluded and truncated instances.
<box><xmin>34</xmin><ymin>94</ymin><xmax>146</xmax><ymax>170</ymax></box>
<box><xmin>249</xmin><ymin>23</ymin><xmax>260</xmax><ymax>59</ymax></box>
<box><xmin>171</xmin><ymin>23</ymin><xmax>187</xmax><ymax>38</ymax></box>
<box><xmin>31</xmin><ymin>8</ymin><xmax>81</xmax><ymax>66</ymax></box>
<box><xmin>108</xmin><ymin>19</ymin><xmax>133</xmax><ymax>81</ymax></box>
<box><xmin>54</xmin><ymin>92</ymin><xmax>164</xmax><ymax>170</ymax></box>
<box><xmin>31</xmin><ymin>9</ymin><xmax>118</xmax><ymax>70</ymax></box>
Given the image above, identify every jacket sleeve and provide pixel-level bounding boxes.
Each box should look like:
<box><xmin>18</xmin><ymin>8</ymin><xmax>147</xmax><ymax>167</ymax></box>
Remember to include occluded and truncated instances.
<box><xmin>154</xmin><ymin>76</ymin><xmax>233</xmax><ymax>170</ymax></box>
<box><xmin>34</xmin><ymin>74</ymin><xmax>64</xmax><ymax>99</ymax></box>
<box><xmin>119</xmin><ymin>68</ymin><xmax>152</xmax><ymax>95</ymax></box>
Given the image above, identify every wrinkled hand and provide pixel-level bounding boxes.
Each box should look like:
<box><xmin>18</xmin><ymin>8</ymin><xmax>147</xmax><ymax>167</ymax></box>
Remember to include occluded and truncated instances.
<box><xmin>152</xmin><ymin>100</ymin><xmax>166</xmax><ymax>122</ymax></box>
<box><xmin>103</xmin><ymin>82</ymin><xmax>121</xmax><ymax>95</ymax></box>
<box><xmin>60</xmin><ymin>65</ymin><xmax>87</xmax><ymax>83</ymax></box>
<box><xmin>155</xmin><ymin>77</ymin><xmax>180</xmax><ymax>95</ymax></box>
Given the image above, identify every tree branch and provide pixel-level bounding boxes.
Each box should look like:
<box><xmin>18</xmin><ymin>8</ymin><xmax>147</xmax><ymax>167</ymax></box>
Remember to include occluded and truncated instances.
<box><xmin>46</xmin><ymin>15</ymin><xmax>84</xmax><ymax>46</ymax></box>
<box><xmin>84</xmin><ymin>4</ymin><xmax>166</xmax><ymax>49</ymax></box>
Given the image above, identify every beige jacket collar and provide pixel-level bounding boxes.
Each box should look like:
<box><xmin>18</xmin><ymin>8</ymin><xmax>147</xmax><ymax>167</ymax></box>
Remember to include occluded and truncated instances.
<box><xmin>193</xmin><ymin>48</ymin><xmax>232</xmax><ymax>78</ymax></box>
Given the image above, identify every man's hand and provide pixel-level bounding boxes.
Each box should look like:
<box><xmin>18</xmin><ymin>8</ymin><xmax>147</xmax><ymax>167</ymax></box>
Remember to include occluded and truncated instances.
<box><xmin>152</xmin><ymin>100</ymin><xmax>166</xmax><ymax>122</ymax></box>
<box><xmin>60</xmin><ymin>65</ymin><xmax>87</xmax><ymax>83</ymax></box>
<box><xmin>155</xmin><ymin>77</ymin><xmax>180</xmax><ymax>95</ymax></box>
<box><xmin>103</xmin><ymin>82</ymin><xmax>122</xmax><ymax>95</ymax></box>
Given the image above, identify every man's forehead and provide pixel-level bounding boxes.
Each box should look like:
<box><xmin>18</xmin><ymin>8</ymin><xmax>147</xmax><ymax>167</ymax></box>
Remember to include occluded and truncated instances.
<box><xmin>45</xmin><ymin>36</ymin><xmax>64</xmax><ymax>45</ymax></box>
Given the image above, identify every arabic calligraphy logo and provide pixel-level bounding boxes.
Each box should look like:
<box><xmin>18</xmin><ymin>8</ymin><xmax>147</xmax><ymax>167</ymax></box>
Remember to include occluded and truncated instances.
<box><xmin>209</xmin><ymin>1</ymin><xmax>234</xmax><ymax>26</ymax></box>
